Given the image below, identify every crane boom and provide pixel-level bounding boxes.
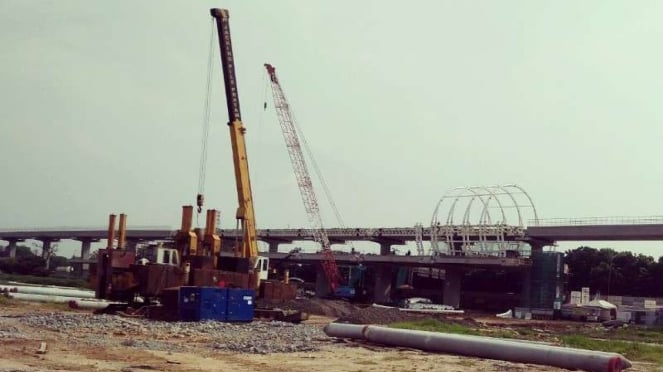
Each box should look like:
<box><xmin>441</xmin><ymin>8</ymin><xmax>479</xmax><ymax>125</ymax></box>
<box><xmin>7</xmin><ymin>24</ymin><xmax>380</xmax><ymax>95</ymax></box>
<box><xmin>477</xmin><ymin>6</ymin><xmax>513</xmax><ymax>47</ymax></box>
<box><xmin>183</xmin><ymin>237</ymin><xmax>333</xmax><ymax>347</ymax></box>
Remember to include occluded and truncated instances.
<box><xmin>210</xmin><ymin>8</ymin><xmax>259</xmax><ymax>260</ymax></box>
<box><xmin>264</xmin><ymin>63</ymin><xmax>341</xmax><ymax>292</ymax></box>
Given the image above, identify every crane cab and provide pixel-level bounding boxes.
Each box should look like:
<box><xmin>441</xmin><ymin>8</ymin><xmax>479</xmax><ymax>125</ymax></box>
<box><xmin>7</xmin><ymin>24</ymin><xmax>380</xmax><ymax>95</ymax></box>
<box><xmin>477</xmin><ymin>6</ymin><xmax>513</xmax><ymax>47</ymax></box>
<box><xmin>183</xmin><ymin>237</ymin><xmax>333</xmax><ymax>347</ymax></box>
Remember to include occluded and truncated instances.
<box><xmin>255</xmin><ymin>256</ymin><xmax>269</xmax><ymax>282</ymax></box>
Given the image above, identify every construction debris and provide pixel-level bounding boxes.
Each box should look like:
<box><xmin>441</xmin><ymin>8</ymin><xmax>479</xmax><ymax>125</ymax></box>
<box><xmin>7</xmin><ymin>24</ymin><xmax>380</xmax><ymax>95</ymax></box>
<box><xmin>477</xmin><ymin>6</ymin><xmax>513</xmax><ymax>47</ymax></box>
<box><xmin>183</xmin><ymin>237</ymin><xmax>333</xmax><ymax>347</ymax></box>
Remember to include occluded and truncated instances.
<box><xmin>36</xmin><ymin>342</ymin><xmax>47</xmax><ymax>354</ymax></box>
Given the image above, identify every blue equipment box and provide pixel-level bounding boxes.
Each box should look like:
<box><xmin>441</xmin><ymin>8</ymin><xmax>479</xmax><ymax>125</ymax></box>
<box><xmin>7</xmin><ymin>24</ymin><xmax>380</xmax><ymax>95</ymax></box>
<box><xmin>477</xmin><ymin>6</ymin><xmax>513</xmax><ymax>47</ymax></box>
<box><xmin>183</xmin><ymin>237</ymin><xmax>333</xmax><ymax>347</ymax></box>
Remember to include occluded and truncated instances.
<box><xmin>226</xmin><ymin>288</ymin><xmax>255</xmax><ymax>322</ymax></box>
<box><xmin>179</xmin><ymin>286</ymin><xmax>228</xmax><ymax>321</ymax></box>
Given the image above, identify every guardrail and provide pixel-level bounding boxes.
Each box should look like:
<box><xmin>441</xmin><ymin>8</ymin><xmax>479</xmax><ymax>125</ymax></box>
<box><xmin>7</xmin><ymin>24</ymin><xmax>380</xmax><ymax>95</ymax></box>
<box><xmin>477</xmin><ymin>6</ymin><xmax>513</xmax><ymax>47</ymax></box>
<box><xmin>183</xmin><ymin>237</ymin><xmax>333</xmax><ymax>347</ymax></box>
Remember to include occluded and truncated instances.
<box><xmin>0</xmin><ymin>226</ymin><xmax>173</xmax><ymax>233</ymax></box>
<box><xmin>529</xmin><ymin>216</ymin><xmax>663</xmax><ymax>227</ymax></box>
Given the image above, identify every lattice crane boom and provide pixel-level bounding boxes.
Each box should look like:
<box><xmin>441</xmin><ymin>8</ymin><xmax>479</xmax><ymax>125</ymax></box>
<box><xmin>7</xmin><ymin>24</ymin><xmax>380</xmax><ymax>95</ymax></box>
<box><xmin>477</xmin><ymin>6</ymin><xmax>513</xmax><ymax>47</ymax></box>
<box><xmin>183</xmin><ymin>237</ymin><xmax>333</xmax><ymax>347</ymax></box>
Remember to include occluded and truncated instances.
<box><xmin>264</xmin><ymin>63</ymin><xmax>341</xmax><ymax>292</ymax></box>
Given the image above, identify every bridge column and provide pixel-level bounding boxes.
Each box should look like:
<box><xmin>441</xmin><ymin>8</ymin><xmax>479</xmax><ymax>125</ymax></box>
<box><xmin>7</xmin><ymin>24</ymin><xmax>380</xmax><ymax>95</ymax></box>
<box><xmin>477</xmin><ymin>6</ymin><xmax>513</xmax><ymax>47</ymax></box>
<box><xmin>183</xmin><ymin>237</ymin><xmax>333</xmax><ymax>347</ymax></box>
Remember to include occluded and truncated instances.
<box><xmin>521</xmin><ymin>242</ymin><xmax>546</xmax><ymax>307</ymax></box>
<box><xmin>6</xmin><ymin>239</ymin><xmax>20</xmax><ymax>258</ymax></box>
<box><xmin>373</xmin><ymin>266</ymin><xmax>393</xmax><ymax>304</ymax></box>
<box><xmin>379</xmin><ymin>242</ymin><xmax>391</xmax><ymax>255</ymax></box>
<box><xmin>443</xmin><ymin>268</ymin><xmax>462</xmax><ymax>309</ymax></box>
<box><xmin>39</xmin><ymin>238</ymin><xmax>58</xmax><ymax>270</ymax></box>
<box><xmin>77</xmin><ymin>238</ymin><xmax>99</xmax><ymax>273</ymax></box>
<box><xmin>80</xmin><ymin>239</ymin><xmax>93</xmax><ymax>260</ymax></box>
<box><xmin>521</xmin><ymin>269</ymin><xmax>532</xmax><ymax>308</ymax></box>
<box><xmin>268</xmin><ymin>241</ymin><xmax>279</xmax><ymax>253</ymax></box>
<box><xmin>315</xmin><ymin>265</ymin><xmax>331</xmax><ymax>298</ymax></box>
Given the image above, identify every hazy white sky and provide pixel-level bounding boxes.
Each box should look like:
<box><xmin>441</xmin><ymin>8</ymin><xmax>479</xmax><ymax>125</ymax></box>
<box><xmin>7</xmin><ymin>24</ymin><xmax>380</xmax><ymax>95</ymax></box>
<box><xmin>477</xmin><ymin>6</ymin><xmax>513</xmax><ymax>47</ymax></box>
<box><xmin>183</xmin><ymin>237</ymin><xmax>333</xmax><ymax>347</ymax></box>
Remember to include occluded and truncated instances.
<box><xmin>2</xmin><ymin>1</ymin><xmax>663</xmax><ymax>258</ymax></box>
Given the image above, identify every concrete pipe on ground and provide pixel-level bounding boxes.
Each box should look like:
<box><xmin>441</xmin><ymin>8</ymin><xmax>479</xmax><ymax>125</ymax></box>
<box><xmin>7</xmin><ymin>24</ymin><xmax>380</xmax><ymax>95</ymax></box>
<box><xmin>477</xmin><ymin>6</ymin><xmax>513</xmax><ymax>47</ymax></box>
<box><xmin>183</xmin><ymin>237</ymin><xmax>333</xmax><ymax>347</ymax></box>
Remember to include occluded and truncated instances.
<box><xmin>6</xmin><ymin>292</ymin><xmax>75</xmax><ymax>303</ymax></box>
<box><xmin>0</xmin><ymin>285</ymin><xmax>95</xmax><ymax>299</ymax></box>
<box><xmin>324</xmin><ymin>323</ymin><xmax>631</xmax><ymax>372</ymax></box>
<box><xmin>68</xmin><ymin>298</ymin><xmax>119</xmax><ymax>310</ymax></box>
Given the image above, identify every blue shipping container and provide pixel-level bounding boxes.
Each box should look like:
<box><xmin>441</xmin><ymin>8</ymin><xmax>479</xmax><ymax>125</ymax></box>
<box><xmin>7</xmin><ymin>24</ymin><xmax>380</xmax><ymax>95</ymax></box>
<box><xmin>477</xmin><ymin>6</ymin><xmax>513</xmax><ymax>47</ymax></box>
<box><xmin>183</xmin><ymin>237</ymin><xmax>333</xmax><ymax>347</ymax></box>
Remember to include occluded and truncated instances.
<box><xmin>226</xmin><ymin>288</ymin><xmax>254</xmax><ymax>322</ymax></box>
<box><xmin>179</xmin><ymin>287</ymin><xmax>228</xmax><ymax>321</ymax></box>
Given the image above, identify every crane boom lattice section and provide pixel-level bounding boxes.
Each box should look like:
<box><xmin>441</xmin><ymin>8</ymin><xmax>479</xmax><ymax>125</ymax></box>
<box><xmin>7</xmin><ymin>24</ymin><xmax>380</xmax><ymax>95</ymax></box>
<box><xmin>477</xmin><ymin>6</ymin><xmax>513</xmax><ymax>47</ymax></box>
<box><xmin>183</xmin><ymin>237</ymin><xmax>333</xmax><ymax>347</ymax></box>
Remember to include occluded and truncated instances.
<box><xmin>264</xmin><ymin>63</ymin><xmax>341</xmax><ymax>291</ymax></box>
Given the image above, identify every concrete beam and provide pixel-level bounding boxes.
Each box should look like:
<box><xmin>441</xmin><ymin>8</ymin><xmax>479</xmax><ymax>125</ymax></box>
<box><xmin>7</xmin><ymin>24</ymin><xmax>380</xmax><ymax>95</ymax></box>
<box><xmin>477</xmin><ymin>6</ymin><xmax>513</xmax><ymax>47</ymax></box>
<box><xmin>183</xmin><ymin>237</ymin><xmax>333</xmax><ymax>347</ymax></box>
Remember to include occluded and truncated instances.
<box><xmin>256</xmin><ymin>252</ymin><xmax>530</xmax><ymax>269</ymax></box>
<box><xmin>526</xmin><ymin>224</ymin><xmax>663</xmax><ymax>241</ymax></box>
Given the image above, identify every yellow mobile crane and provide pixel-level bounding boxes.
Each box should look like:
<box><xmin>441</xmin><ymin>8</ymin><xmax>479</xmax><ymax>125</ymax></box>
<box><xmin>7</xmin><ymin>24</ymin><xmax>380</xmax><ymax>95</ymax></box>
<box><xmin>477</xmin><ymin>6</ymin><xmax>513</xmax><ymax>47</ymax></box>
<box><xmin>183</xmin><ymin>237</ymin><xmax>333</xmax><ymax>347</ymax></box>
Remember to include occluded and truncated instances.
<box><xmin>209</xmin><ymin>8</ymin><xmax>268</xmax><ymax>286</ymax></box>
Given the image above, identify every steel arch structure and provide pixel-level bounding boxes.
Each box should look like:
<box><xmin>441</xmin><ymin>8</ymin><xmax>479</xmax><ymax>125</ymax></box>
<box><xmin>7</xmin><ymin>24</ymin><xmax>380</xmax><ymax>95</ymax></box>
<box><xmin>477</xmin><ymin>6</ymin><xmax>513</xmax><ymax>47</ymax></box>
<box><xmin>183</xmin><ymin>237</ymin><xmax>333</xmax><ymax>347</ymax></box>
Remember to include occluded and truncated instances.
<box><xmin>430</xmin><ymin>185</ymin><xmax>539</xmax><ymax>256</ymax></box>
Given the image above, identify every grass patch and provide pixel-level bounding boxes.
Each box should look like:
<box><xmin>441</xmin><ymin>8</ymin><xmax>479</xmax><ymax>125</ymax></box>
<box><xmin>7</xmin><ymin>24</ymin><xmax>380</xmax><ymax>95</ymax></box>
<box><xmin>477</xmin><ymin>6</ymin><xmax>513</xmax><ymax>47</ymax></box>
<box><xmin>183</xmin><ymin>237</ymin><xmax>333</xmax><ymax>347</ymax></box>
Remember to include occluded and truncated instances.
<box><xmin>0</xmin><ymin>295</ymin><xmax>16</xmax><ymax>307</ymax></box>
<box><xmin>0</xmin><ymin>273</ymin><xmax>87</xmax><ymax>289</ymax></box>
<box><xmin>562</xmin><ymin>335</ymin><xmax>663</xmax><ymax>364</ymax></box>
<box><xmin>576</xmin><ymin>326</ymin><xmax>663</xmax><ymax>345</ymax></box>
<box><xmin>390</xmin><ymin>319</ymin><xmax>480</xmax><ymax>335</ymax></box>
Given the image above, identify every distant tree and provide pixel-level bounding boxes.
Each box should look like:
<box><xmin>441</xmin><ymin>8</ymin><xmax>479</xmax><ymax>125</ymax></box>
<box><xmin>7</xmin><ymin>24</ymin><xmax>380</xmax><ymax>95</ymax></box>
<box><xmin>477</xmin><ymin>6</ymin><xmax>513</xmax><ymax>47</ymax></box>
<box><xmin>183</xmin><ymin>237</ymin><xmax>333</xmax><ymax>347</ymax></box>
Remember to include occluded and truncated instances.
<box><xmin>15</xmin><ymin>245</ymin><xmax>37</xmax><ymax>258</ymax></box>
<box><xmin>565</xmin><ymin>247</ymin><xmax>660</xmax><ymax>296</ymax></box>
<box><xmin>50</xmin><ymin>255</ymin><xmax>69</xmax><ymax>269</ymax></box>
<box><xmin>42</xmin><ymin>243</ymin><xmax>59</xmax><ymax>270</ymax></box>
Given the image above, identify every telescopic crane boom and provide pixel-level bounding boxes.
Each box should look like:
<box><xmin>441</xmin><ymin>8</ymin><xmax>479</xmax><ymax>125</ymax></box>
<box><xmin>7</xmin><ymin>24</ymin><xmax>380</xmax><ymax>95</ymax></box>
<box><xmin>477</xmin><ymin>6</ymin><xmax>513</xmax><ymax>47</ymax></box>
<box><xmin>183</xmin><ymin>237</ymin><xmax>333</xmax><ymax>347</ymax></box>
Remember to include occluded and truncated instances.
<box><xmin>264</xmin><ymin>63</ymin><xmax>341</xmax><ymax>292</ymax></box>
<box><xmin>210</xmin><ymin>8</ymin><xmax>259</xmax><ymax>261</ymax></box>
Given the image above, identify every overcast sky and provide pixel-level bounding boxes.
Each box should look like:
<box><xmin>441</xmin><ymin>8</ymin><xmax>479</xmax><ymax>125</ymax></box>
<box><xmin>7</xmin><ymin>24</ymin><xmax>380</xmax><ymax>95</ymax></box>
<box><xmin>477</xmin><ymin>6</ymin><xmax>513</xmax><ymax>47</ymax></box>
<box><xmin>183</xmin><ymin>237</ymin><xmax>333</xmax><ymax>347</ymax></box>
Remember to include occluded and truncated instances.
<box><xmin>2</xmin><ymin>1</ymin><xmax>663</xmax><ymax>258</ymax></box>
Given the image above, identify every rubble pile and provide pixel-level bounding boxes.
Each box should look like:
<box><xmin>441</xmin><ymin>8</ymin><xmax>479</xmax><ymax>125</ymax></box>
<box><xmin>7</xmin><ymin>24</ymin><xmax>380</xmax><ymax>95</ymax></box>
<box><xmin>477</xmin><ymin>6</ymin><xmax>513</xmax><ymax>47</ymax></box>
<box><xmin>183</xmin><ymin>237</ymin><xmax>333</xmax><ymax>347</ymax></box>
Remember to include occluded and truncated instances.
<box><xmin>336</xmin><ymin>305</ymin><xmax>419</xmax><ymax>324</ymax></box>
<box><xmin>270</xmin><ymin>298</ymin><xmax>359</xmax><ymax>317</ymax></box>
<box><xmin>19</xmin><ymin>312</ymin><xmax>330</xmax><ymax>354</ymax></box>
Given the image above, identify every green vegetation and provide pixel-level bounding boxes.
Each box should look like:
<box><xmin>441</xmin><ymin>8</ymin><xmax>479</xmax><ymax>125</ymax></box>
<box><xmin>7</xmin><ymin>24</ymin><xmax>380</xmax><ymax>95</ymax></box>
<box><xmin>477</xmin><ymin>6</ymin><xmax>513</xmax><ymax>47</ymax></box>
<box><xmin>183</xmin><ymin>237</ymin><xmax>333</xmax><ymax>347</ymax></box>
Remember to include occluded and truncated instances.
<box><xmin>574</xmin><ymin>326</ymin><xmax>663</xmax><ymax>345</ymax></box>
<box><xmin>391</xmin><ymin>319</ymin><xmax>663</xmax><ymax>366</ymax></box>
<box><xmin>0</xmin><ymin>295</ymin><xmax>13</xmax><ymax>306</ymax></box>
<box><xmin>0</xmin><ymin>273</ymin><xmax>87</xmax><ymax>289</ymax></box>
<box><xmin>390</xmin><ymin>319</ymin><xmax>480</xmax><ymax>335</ymax></box>
<box><xmin>562</xmin><ymin>335</ymin><xmax>663</xmax><ymax>365</ymax></box>
<box><xmin>565</xmin><ymin>246</ymin><xmax>663</xmax><ymax>296</ymax></box>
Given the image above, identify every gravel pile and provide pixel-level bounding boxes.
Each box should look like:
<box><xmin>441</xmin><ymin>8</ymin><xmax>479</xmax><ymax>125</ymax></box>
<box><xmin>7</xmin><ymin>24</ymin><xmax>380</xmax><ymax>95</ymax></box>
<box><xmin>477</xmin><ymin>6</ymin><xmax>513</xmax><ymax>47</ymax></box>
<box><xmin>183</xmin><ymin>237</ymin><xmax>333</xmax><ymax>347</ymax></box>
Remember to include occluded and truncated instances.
<box><xmin>336</xmin><ymin>305</ymin><xmax>419</xmax><ymax>324</ymax></box>
<box><xmin>0</xmin><ymin>325</ymin><xmax>27</xmax><ymax>339</ymax></box>
<box><xmin>20</xmin><ymin>312</ymin><xmax>330</xmax><ymax>354</ymax></box>
<box><xmin>268</xmin><ymin>298</ymin><xmax>359</xmax><ymax>317</ymax></box>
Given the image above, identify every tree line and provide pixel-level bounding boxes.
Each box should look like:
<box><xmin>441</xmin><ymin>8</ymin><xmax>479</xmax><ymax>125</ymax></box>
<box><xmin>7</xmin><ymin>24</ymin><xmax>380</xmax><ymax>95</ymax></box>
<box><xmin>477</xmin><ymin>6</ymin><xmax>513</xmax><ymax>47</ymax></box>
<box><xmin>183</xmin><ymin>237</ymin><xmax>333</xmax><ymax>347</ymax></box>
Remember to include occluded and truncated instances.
<box><xmin>565</xmin><ymin>246</ymin><xmax>663</xmax><ymax>297</ymax></box>
<box><xmin>0</xmin><ymin>245</ymin><xmax>68</xmax><ymax>276</ymax></box>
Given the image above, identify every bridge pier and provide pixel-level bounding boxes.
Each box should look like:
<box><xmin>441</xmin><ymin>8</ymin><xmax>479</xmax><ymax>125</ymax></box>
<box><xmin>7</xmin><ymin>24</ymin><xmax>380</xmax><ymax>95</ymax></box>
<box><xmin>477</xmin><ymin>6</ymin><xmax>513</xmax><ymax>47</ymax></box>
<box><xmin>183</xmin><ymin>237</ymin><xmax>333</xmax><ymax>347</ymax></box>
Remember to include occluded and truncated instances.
<box><xmin>76</xmin><ymin>238</ymin><xmax>100</xmax><ymax>273</ymax></box>
<box><xmin>38</xmin><ymin>238</ymin><xmax>60</xmax><ymax>270</ymax></box>
<box><xmin>442</xmin><ymin>268</ymin><xmax>462</xmax><ymax>309</ymax></box>
<box><xmin>376</xmin><ymin>240</ymin><xmax>405</xmax><ymax>255</ymax></box>
<box><xmin>373</xmin><ymin>266</ymin><xmax>393</xmax><ymax>303</ymax></box>
<box><xmin>5</xmin><ymin>239</ymin><xmax>21</xmax><ymax>258</ymax></box>
<box><xmin>268</xmin><ymin>241</ymin><xmax>279</xmax><ymax>253</ymax></box>
<box><xmin>315</xmin><ymin>265</ymin><xmax>331</xmax><ymax>297</ymax></box>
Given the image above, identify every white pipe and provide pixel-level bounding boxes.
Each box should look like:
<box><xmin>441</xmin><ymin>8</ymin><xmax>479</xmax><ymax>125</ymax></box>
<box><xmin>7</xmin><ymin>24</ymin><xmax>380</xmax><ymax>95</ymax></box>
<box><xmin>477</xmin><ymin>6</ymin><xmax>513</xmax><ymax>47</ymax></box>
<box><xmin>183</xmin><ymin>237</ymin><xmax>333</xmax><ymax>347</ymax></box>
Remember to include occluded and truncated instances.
<box><xmin>6</xmin><ymin>292</ymin><xmax>74</xmax><ymax>303</ymax></box>
<box><xmin>0</xmin><ymin>285</ymin><xmax>95</xmax><ymax>299</ymax></box>
<box><xmin>68</xmin><ymin>298</ymin><xmax>119</xmax><ymax>310</ymax></box>
<box><xmin>324</xmin><ymin>323</ymin><xmax>631</xmax><ymax>372</ymax></box>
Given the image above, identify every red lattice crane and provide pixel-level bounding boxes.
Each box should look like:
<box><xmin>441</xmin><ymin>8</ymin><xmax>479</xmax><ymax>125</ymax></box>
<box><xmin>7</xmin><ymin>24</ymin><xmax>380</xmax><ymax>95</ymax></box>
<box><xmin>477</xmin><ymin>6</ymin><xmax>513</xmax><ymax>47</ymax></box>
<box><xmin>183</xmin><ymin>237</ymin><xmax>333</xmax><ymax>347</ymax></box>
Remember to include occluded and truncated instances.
<box><xmin>264</xmin><ymin>63</ymin><xmax>341</xmax><ymax>292</ymax></box>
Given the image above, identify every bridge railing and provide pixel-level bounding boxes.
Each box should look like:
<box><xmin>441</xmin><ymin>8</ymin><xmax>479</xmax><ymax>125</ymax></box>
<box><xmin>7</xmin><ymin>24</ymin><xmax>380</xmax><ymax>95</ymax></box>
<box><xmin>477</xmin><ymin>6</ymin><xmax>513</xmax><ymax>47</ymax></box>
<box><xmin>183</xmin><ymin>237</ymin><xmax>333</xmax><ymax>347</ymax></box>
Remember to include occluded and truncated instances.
<box><xmin>529</xmin><ymin>216</ymin><xmax>663</xmax><ymax>227</ymax></box>
<box><xmin>0</xmin><ymin>226</ymin><xmax>174</xmax><ymax>233</ymax></box>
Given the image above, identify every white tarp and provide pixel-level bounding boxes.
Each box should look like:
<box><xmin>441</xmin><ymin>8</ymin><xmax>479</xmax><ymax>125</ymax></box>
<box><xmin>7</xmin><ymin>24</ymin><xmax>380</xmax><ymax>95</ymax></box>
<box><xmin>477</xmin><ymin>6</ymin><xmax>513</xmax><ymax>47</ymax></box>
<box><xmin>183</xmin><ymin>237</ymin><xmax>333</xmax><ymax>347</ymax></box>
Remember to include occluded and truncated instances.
<box><xmin>585</xmin><ymin>299</ymin><xmax>617</xmax><ymax>309</ymax></box>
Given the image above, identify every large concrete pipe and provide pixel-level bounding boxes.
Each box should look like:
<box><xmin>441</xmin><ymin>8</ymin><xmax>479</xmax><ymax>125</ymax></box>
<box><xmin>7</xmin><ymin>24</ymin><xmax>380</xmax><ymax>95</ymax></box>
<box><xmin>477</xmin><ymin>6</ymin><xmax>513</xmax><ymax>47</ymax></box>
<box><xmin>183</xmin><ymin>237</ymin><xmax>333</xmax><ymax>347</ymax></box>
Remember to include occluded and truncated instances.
<box><xmin>68</xmin><ymin>298</ymin><xmax>121</xmax><ymax>310</ymax></box>
<box><xmin>5</xmin><ymin>292</ymin><xmax>75</xmax><ymax>303</ymax></box>
<box><xmin>324</xmin><ymin>323</ymin><xmax>631</xmax><ymax>372</ymax></box>
<box><xmin>0</xmin><ymin>285</ymin><xmax>95</xmax><ymax>299</ymax></box>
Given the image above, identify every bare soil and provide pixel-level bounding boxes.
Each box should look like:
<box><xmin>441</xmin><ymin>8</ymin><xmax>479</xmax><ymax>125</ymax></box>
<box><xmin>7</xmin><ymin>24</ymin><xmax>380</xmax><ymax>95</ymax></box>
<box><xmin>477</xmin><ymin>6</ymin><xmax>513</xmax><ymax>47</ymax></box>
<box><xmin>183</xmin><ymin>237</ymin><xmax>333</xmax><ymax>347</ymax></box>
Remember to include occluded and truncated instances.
<box><xmin>0</xmin><ymin>300</ymin><xmax>656</xmax><ymax>372</ymax></box>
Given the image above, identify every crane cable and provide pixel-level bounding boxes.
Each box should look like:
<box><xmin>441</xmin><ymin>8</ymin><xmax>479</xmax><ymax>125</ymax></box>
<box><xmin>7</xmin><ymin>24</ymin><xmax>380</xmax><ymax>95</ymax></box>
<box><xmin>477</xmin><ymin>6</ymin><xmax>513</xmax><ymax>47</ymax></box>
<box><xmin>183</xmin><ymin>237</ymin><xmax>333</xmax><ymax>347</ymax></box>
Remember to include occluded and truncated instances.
<box><xmin>196</xmin><ymin>19</ymin><xmax>215</xmax><ymax>226</ymax></box>
<box><xmin>292</xmin><ymin>110</ymin><xmax>357</xmax><ymax>252</ymax></box>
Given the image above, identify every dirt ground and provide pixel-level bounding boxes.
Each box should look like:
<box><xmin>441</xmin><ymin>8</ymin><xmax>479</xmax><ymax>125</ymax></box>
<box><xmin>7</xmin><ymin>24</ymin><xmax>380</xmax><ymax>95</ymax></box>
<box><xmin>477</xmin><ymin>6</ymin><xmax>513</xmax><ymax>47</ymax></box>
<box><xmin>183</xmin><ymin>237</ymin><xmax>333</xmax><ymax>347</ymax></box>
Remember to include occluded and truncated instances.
<box><xmin>0</xmin><ymin>301</ymin><xmax>656</xmax><ymax>372</ymax></box>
